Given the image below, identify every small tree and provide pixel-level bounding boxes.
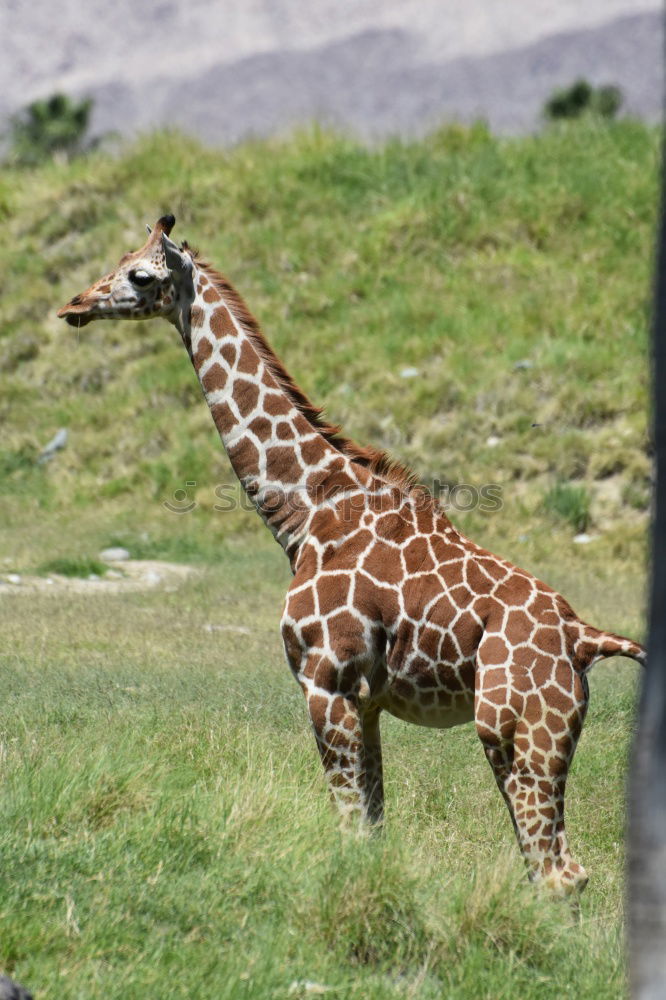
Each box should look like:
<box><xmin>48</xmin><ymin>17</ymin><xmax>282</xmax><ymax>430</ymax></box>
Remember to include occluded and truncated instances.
<box><xmin>8</xmin><ymin>93</ymin><xmax>93</xmax><ymax>164</ymax></box>
<box><xmin>594</xmin><ymin>85</ymin><xmax>623</xmax><ymax>119</ymax></box>
<box><xmin>543</xmin><ymin>79</ymin><xmax>623</xmax><ymax>121</ymax></box>
<box><xmin>545</xmin><ymin>80</ymin><xmax>593</xmax><ymax>120</ymax></box>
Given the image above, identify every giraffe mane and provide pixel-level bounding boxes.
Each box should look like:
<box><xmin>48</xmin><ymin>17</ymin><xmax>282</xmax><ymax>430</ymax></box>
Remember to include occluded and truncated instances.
<box><xmin>193</xmin><ymin>255</ymin><xmax>429</xmax><ymax>500</ymax></box>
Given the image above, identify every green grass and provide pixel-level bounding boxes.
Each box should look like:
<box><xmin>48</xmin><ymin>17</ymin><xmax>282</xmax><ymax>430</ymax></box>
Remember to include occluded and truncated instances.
<box><xmin>0</xmin><ymin>117</ymin><xmax>656</xmax><ymax>563</ymax></box>
<box><xmin>102</xmin><ymin>529</ymin><xmax>214</xmax><ymax>564</ymax></box>
<box><xmin>37</xmin><ymin>556</ymin><xmax>108</xmax><ymax>578</ymax></box>
<box><xmin>0</xmin><ymin>117</ymin><xmax>655</xmax><ymax>996</ymax></box>
<box><xmin>0</xmin><ymin>549</ymin><xmax>642</xmax><ymax>999</ymax></box>
<box><xmin>544</xmin><ymin>481</ymin><xmax>591</xmax><ymax>533</ymax></box>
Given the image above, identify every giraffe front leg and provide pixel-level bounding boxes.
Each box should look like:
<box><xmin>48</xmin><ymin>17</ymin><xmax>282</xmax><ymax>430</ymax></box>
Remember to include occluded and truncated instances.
<box><xmin>307</xmin><ymin>684</ymin><xmax>365</xmax><ymax>822</ymax></box>
<box><xmin>360</xmin><ymin>703</ymin><xmax>384</xmax><ymax>825</ymax></box>
<box><xmin>290</xmin><ymin>649</ymin><xmax>380</xmax><ymax>825</ymax></box>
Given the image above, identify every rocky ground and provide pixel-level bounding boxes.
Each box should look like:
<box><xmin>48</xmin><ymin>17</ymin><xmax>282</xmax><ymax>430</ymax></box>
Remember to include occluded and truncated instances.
<box><xmin>0</xmin><ymin>554</ymin><xmax>196</xmax><ymax>597</ymax></box>
<box><xmin>1</xmin><ymin>1</ymin><xmax>661</xmax><ymax>143</ymax></box>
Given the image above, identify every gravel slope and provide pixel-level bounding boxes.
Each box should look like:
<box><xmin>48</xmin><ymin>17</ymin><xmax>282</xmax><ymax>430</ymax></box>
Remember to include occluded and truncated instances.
<box><xmin>1</xmin><ymin>1</ymin><xmax>661</xmax><ymax>141</ymax></box>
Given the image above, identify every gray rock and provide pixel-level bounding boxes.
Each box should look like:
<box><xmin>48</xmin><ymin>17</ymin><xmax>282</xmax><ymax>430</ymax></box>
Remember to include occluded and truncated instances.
<box><xmin>203</xmin><ymin>623</ymin><xmax>252</xmax><ymax>635</ymax></box>
<box><xmin>99</xmin><ymin>547</ymin><xmax>131</xmax><ymax>562</ymax></box>
<box><xmin>37</xmin><ymin>428</ymin><xmax>68</xmax><ymax>465</ymax></box>
<box><xmin>0</xmin><ymin>975</ymin><xmax>33</xmax><ymax>1000</ymax></box>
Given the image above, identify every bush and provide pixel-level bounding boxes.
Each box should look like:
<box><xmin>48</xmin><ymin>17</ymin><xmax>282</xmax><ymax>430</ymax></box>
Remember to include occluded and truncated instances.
<box><xmin>37</xmin><ymin>556</ymin><xmax>108</xmax><ymax>578</ymax></box>
<box><xmin>8</xmin><ymin>93</ymin><xmax>93</xmax><ymax>164</ymax></box>
<box><xmin>544</xmin><ymin>80</ymin><xmax>623</xmax><ymax>121</ymax></box>
<box><xmin>595</xmin><ymin>85</ymin><xmax>623</xmax><ymax>119</ymax></box>
<box><xmin>543</xmin><ymin>481</ymin><xmax>591</xmax><ymax>533</ymax></box>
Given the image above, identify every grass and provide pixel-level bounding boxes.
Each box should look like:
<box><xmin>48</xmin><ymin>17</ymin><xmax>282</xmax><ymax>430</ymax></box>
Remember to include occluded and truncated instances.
<box><xmin>37</xmin><ymin>556</ymin><xmax>108</xmax><ymax>578</ymax></box>
<box><xmin>0</xmin><ymin>116</ymin><xmax>655</xmax><ymax>996</ymax></box>
<box><xmin>0</xmin><ymin>117</ymin><xmax>656</xmax><ymax>563</ymax></box>
<box><xmin>0</xmin><ymin>548</ymin><xmax>642</xmax><ymax>999</ymax></box>
<box><xmin>102</xmin><ymin>530</ymin><xmax>215</xmax><ymax>564</ymax></box>
<box><xmin>543</xmin><ymin>481</ymin><xmax>591</xmax><ymax>533</ymax></box>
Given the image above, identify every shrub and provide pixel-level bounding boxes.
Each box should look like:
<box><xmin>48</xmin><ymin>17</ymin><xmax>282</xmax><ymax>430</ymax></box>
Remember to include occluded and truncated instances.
<box><xmin>37</xmin><ymin>556</ymin><xmax>108</xmax><ymax>578</ymax></box>
<box><xmin>8</xmin><ymin>93</ymin><xmax>93</xmax><ymax>165</ymax></box>
<box><xmin>544</xmin><ymin>79</ymin><xmax>623</xmax><ymax>121</ymax></box>
<box><xmin>543</xmin><ymin>481</ymin><xmax>591</xmax><ymax>533</ymax></box>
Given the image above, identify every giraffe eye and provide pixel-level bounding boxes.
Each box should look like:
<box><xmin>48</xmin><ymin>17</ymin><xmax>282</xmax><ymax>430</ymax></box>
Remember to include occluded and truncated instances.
<box><xmin>129</xmin><ymin>269</ymin><xmax>154</xmax><ymax>288</ymax></box>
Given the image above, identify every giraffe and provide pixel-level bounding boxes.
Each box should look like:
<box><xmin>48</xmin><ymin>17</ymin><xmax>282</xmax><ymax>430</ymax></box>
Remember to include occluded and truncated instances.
<box><xmin>58</xmin><ymin>215</ymin><xmax>645</xmax><ymax>895</ymax></box>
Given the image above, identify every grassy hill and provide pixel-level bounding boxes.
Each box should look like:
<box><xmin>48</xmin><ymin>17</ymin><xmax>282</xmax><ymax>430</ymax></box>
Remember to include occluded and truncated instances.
<box><xmin>0</xmin><ymin>119</ymin><xmax>657</xmax><ymax>997</ymax></box>
<box><xmin>0</xmin><ymin>118</ymin><xmax>656</xmax><ymax>576</ymax></box>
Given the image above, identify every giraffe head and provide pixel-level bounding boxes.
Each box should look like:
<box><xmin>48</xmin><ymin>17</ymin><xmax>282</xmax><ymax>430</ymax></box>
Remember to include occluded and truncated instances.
<box><xmin>57</xmin><ymin>214</ymin><xmax>194</xmax><ymax>328</ymax></box>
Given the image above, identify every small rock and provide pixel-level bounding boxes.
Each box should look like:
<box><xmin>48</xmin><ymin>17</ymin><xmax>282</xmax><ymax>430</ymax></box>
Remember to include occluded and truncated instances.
<box><xmin>99</xmin><ymin>547</ymin><xmax>131</xmax><ymax>562</ymax></box>
<box><xmin>573</xmin><ymin>533</ymin><xmax>594</xmax><ymax>544</ymax></box>
<box><xmin>203</xmin><ymin>624</ymin><xmax>252</xmax><ymax>635</ymax></box>
<box><xmin>0</xmin><ymin>974</ymin><xmax>33</xmax><ymax>1000</ymax></box>
<box><xmin>45</xmin><ymin>577</ymin><xmax>54</xmax><ymax>585</ymax></box>
<box><xmin>88</xmin><ymin>573</ymin><xmax>100</xmax><ymax>581</ymax></box>
<box><xmin>143</xmin><ymin>570</ymin><xmax>162</xmax><ymax>585</ymax></box>
<box><xmin>37</xmin><ymin>427</ymin><xmax>68</xmax><ymax>464</ymax></box>
<box><xmin>486</xmin><ymin>435</ymin><xmax>501</xmax><ymax>448</ymax></box>
<box><xmin>6</xmin><ymin>574</ymin><xmax>21</xmax><ymax>585</ymax></box>
<box><xmin>399</xmin><ymin>366</ymin><xmax>419</xmax><ymax>379</ymax></box>
<box><xmin>288</xmin><ymin>983</ymin><xmax>333</xmax><ymax>997</ymax></box>
<box><xmin>513</xmin><ymin>359</ymin><xmax>533</xmax><ymax>371</ymax></box>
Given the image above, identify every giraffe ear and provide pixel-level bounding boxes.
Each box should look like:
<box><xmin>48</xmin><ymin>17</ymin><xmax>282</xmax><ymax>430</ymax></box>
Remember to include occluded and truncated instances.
<box><xmin>162</xmin><ymin>232</ymin><xmax>192</xmax><ymax>276</ymax></box>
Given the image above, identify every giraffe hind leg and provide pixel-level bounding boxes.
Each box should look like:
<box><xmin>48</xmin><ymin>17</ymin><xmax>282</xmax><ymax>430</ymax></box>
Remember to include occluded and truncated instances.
<box><xmin>481</xmin><ymin>736</ymin><xmax>588</xmax><ymax>896</ymax></box>
<box><xmin>476</xmin><ymin>649</ymin><xmax>590</xmax><ymax>895</ymax></box>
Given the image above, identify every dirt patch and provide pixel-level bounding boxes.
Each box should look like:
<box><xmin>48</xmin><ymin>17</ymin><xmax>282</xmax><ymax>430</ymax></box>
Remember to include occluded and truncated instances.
<box><xmin>0</xmin><ymin>560</ymin><xmax>197</xmax><ymax>596</ymax></box>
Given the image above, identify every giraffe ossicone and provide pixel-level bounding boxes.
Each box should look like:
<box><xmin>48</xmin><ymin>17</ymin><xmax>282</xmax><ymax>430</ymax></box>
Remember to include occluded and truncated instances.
<box><xmin>58</xmin><ymin>216</ymin><xmax>646</xmax><ymax>896</ymax></box>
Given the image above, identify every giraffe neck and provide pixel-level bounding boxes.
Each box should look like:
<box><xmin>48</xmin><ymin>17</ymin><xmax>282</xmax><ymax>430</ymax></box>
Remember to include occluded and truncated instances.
<box><xmin>172</xmin><ymin>262</ymin><xmax>352</xmax><ymax>561</ymax></box>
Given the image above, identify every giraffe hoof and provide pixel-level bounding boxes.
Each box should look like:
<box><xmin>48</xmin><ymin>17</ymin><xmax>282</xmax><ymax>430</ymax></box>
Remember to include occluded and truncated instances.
<box><xmin>541</xmin><ymin>864</ymin><xmax>589</xmax><ymax>898</ymax></box>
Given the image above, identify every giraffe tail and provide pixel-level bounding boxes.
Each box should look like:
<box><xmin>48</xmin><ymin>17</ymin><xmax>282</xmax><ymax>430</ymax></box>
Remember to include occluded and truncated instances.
<box><xmin>573</xmin><ymin>623</ymin><xmax>646</xmax><ymax>671</ymax></box>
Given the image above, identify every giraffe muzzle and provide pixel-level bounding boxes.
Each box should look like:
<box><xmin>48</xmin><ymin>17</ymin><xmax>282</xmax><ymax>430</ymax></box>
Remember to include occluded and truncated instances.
<box><xmin>57</xmin><ymin>299</ymin><xmax>96</xmax><ymax>327</ymax></box>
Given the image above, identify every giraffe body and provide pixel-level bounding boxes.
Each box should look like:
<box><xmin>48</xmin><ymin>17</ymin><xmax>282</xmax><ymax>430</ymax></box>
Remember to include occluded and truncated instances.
<box><xmin>58</xmin><ymin>216</ymin><xmax>645</xmax><ymax>895</ymax></box>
